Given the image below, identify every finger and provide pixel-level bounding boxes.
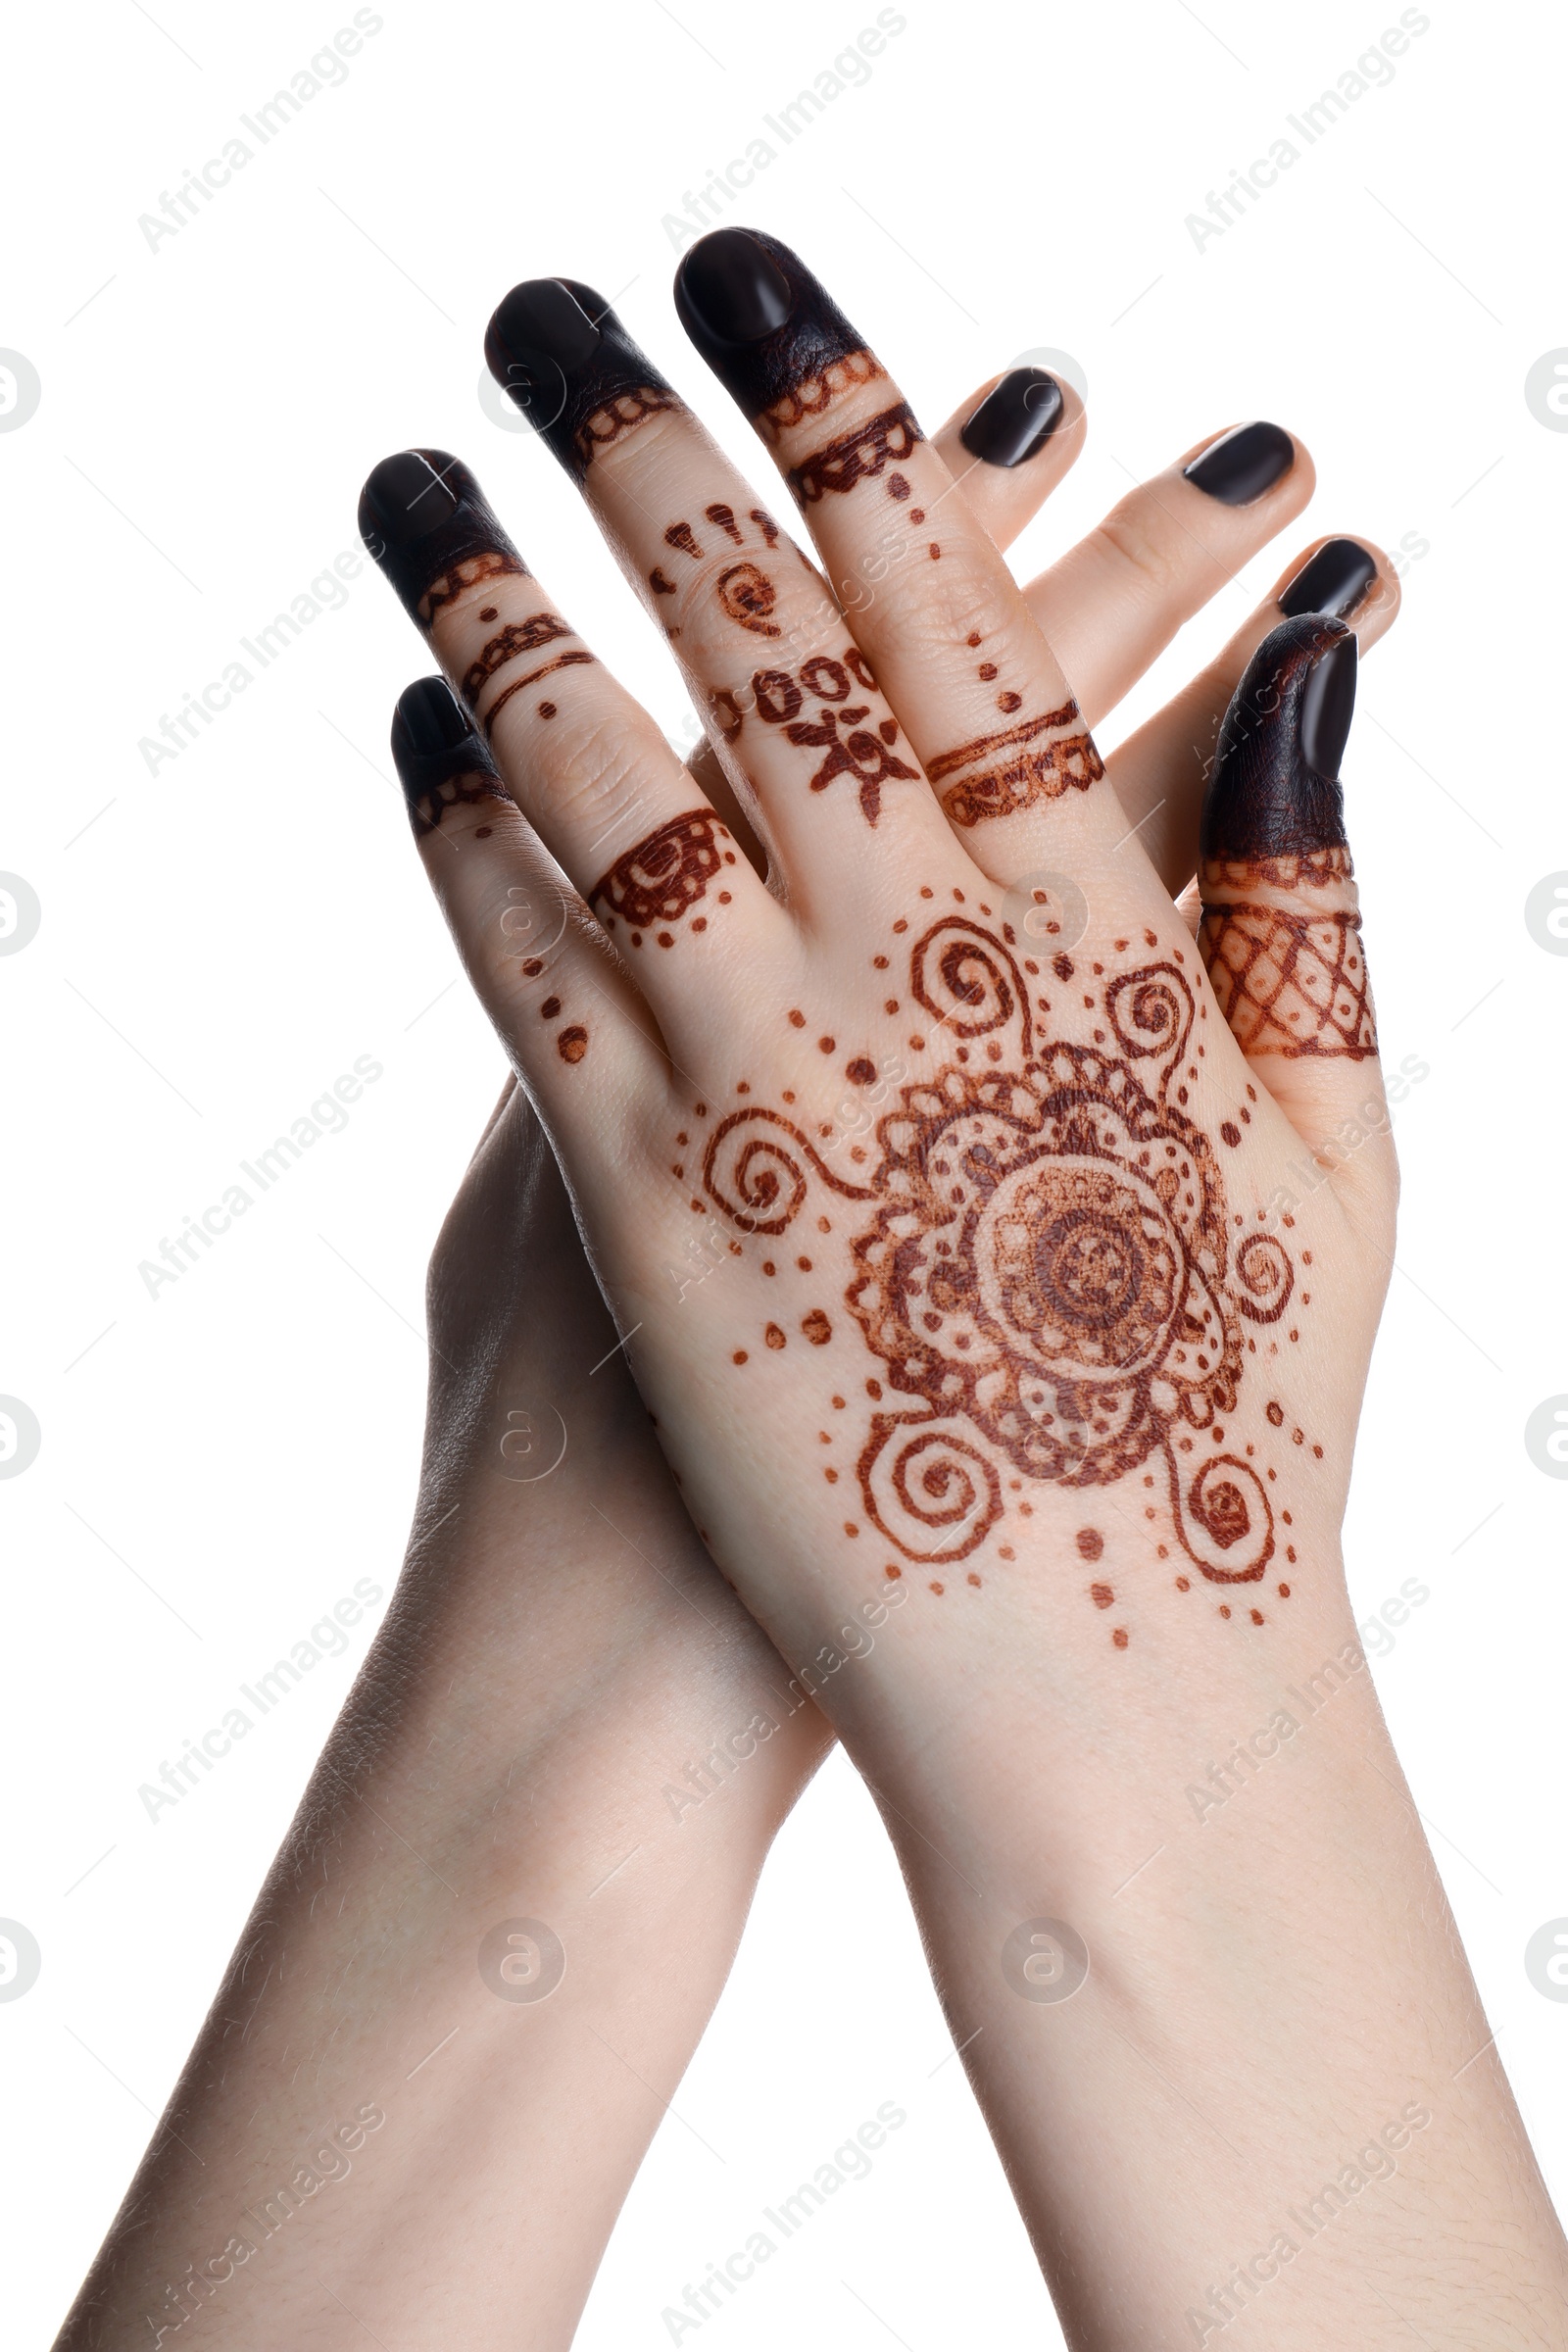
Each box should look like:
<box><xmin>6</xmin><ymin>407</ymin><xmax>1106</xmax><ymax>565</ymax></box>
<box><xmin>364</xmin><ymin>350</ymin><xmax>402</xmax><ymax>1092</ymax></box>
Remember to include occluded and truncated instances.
<box><xmin>484</xmin><ymin>280</ymin><xmax>948</xmax><ymax>899</ymax></box>
<box><xmin>1020</xmin><ymin>419</ymin><xmax>1315</xmax><ymax>726</ymax></box>
<box><xmin>389</xmin><ymin>677</ymin><xmax>656</xmax><ymax>1124</ymax></box>
<box><xmin>673</xmin><ymin>228</ymin><xmax>1122</xmax><ymax>882</ymax></box>
<box><xmin>929</xmin><ymin>366</ymin><xmax>1087</xmax><ymax>554</ymax></box>
<box><xmin>1197</xmin><ymin>616</ymin><xmax>1394</xmax><ymax>1225</ymax></box>
<box><xmin>360</xmin><ymin>452</ymin><xmax>782</xmax><ymax>1023</ymax></box>
<box><xmin>1107</xmin><ymin>535</ymin><xmax>1401</xmax><ymax>896</ymax></box>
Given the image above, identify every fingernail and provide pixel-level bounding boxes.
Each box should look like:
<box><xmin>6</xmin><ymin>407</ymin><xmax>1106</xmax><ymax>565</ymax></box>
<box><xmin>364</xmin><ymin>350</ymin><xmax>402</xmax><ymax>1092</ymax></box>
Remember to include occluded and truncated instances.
<box><xmin>359</xmin><ymin>450</ymin><xmax>524</xmax><ymax>626</ymax></box>
<box><xmin>390</xmin><ymin>677</ymin><xmax>509</xmax><ymax>839</ymax></box>
<box><xmin>1201</xmin><ymin>615</ymin><xmax>1355</xmax><ymax>861</ymax></box>
<box><xmin>959</xmin><ymin>368</ymin><xmax>1064</xmax><ymax>467</ymax></box>
<box><xmin>1279</xmin><ymin>537</ymin><xmax>1378</xmax><ymax>620</ymax></box>
<box><xmin>673</xmin><ymin>227</ymin><xmax>869</xmax><ymax>425</ymax></box>
<box><xmin>484</xmin><ymin>277</ymin><xmax>676</xmax><ymax>479</ymax></box>
<box><xmin>1183</xmin><ymin>420</ymin><xmax>1295</xmax><ymax>507</ymax></box>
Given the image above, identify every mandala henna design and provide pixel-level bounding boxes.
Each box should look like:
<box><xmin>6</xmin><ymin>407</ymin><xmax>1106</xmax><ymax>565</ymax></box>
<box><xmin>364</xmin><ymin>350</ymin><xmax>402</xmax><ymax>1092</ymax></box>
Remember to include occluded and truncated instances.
<box><xmin>928</xmin><ymin>701</ymin><xmax>1104</xmax><ymax>827</ymax></box>
<box><xmin>700</xmin><ymin>916</ymin><xmax>1299</xmax><ymax>1587</ymax></box>
<box><xmin>786</xmin><ymin>401</ymin><xmax>925</xmax><ymax>507</ymax></box>
<box><xmin>1200</xmin><ymin>852</ymin><xmax>1377</xmax><ymax>1059</ymax></box>
<box><xmin>590</xmin><ymin>808</ymin><xmax>739</xmax><ymax>948</ymax></box>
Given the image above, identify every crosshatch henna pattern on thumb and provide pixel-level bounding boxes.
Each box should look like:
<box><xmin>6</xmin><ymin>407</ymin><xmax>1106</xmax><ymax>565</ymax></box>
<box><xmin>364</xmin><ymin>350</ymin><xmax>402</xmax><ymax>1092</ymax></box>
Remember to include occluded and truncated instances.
<box><xmin>1198</xmin><ymin>613</ymin><xmax>1377</xmax><ymax>1060</ymax></box>
<box><xmin>693</xmin><ymin>905</ymin><xmax>1322</xmax><ymax>1645</ymax></box>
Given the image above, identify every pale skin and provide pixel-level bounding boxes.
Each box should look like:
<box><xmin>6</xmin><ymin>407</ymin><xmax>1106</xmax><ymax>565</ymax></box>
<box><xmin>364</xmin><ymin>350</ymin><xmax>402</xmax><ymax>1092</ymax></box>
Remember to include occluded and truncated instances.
<box><xmin>53</xmin><ymin>363</ymin><xmax>1356</xmax><ymax>2352</ymax></box>
<box><xmin>57</xmin><ymin>252</ymin><xmax>1561</xmax><ymax>2345</ymax></box>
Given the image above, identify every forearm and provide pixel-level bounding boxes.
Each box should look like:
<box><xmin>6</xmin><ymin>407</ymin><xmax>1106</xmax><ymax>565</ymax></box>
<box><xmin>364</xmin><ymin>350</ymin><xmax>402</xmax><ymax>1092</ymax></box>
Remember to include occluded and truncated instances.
<box><xmin>851</xmin><ymin>1552</ymin><xmax>1567</xmax><ymax>2346</ymax></box>
<box><xmin>56</xmin><ymin>1447</ymin><xmax>828</xmax><ymax>2349</ymax></box>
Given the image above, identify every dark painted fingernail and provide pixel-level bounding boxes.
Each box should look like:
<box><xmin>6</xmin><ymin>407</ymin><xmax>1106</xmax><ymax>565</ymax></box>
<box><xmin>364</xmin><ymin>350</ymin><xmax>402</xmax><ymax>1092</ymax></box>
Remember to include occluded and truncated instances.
<box><xmin>1201</xmin><ymin>615</ymin><xmax>1355</xmax><ymax>861</ymax></box>
<box><xmin>959</xmin><ymin>368</ymin><xmax>1064</xmax><ymax>467</ymax></box>
<box><xmin>359</xmin><ymin>450</ymin><xmax>525</xmax><ymax>627</ymax></box>
<box><xmin>390</xmin><ymin>677</ymin><xmax>509</xmax><ymax>840</ymax></box>
<box><xmin>1183</xmin><ymin>421</ymin><xmax>1295</xmax><ymax>507</ymax></box>
<box><xmin>1279</xmin><ymin>537</ymin><xmax>1378</xmax><ymax>620</ymax></box>
<box><xmin>674</xmin><ymin>227</ymin><xmax>871</xmax><ymax>426</ymax></box>
<box><xmin>485</xmin><ymin>278</ymin><xmax>676</xmax><ymax>480</ymax></box>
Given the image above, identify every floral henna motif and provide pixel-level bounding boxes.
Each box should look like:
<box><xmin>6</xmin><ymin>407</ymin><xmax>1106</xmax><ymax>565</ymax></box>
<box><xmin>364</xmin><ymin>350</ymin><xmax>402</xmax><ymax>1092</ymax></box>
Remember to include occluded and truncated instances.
<box><xmin>701</xmin><ymin>916</ymin><xmax>1298</xmax><ymax>1592</ymax></box>
<box><xmin>590</xmin><ymin>809</ymin><xmax>739</xmax><ymax>949</ymax></box>
<box><xmin>786</xmin><ymin>401</ymin><xmax>925</xmax><ymax>507</ymax></box>
<box><xmin>1200</xmin><ymin>850</ymin><xmax>1377</xmax><ymax>1059</ymax></box>
<box><xmin>751</xmin><ymin>652</ymin><xmax>919</xmax><ymax>824</ymax></box>
<box><xmin>928</xmin><ymin>702</ymin><xmax>1104</xmax><ymax>827</ymax></box>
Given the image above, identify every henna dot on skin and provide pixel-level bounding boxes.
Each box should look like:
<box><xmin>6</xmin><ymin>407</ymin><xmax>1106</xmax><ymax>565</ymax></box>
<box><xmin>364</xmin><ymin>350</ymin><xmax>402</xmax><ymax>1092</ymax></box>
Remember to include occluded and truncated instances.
<box><xmin>998</xmin><ymin>691</ymin><xmax>1021</xmax><ymax>711</ymax></box>
<box><xmin>803</xmin><ymin>1309</ymin><xmax>832</xmax><ymax>1346</ymax></box>
<box><xmin>1076</xmin><ymin>1528</ymin><xmax>1104</xmax><ymax>1561</ymax></box>
<box><xmin>818</xmin><ymin>1036</ymin><xmax>836</xmax><ymax>1054</ymax></box>
<box><xmin>928</xmin><ymin>543</ymin><xmax>941</xmax><ymax>561</ymax></box>
<box><xmin>884</xmin><ymin>998</ymin><xmax>899</xmax><ymax>1015</ymax></box>
<box><xmin>762</xmin><ymin>1260</ymin><xmax>775</xmax><ymax>1276</ymax></box>
<box><xmin>789</xmin><ymin>1008</ymin><xmax>806</xmax><ymax>1028</ymax></box>
<box><xmin>831</xmin><ymin>1395</ymin><xmax>846</xmax><ymax>1409</ymax></box>
<box><xmin>845</xmin><ymin>1524</ymin><xmax>859</xmax><ymax>1538</ymax></box>
<box><xmin>978</xmin><ymin>662</ymin><xmax>998</xmax><ymax>680</ymax></box>
<box><xmin>1112</xmin><ymin>1629</ymin><xmax>1129</xmax><ymax>1649</ymax></box>
<box><xmin>1286</xmin><ymin>1546</ymin><xmax>1298</xmax><ymax>1564</ymax></box>
<box><xmin>557</xmin><ymin>1024</ymin><xmax>589</xmax><ymax>1061</ymax></box>
<box><xmin>475</xmin><ymin>824</ymin><xmax>493</xmax><ymax>839</ymax></box>
<box><xmin>1219</xmin><ymin>1605</ymin><xmax>1232</xmax><ymax>1620</ymax></box>
<box><xmin>872</xmin><ymin>954</ymin><xmax>889</xmax><ymax>970</ymax></box>
<box><xmin>1053</xmin><ymin>954</ymin><xmax>1074</xmax><ymax>981</ymax></box>
<box><xmin>1312</xmin><ymin>1445</ymin><xmax>1323</xmax><ymax>1459</ymax></box>
<box><xmin>892</xmin><ymin>917</ymin><xmax>907</xmax><ymax>934</ymax></box>
<box><xmin>885</xmin><ymin>1563</ymin><xmax>902</xmax><ymax>1581</ymax></box>
<box><xmin>1221</xmin><ymin>1122</ymin><xmax>1241</xmax><ymax>1148</ymax></box>
<box><xmin>538</xmin><ymin>701</ymin><xmax>557</xmax><ymax>719</ymax></box>
<box><xmin>733</xmin><ymin>1350</ymin><xmax>748</xmax><ymax>1365</ymax></box>
<box><xmin>736</xmin><ymin>1080</ymin><xmax>750</xmax><ymax>1095</ymax></box>
<box><xmin>930</xmin><ymin>1579</ymin><xmax>944</xmax><ymax>1593</ymax></box>
<box><xmin>1278</xmin><ymin>1583</ymin><xmax>1292</xmax><ymax>1598</ymax></box>
<box><xmin>764</xmin><ymin>1323</ymin><xmax>786</xmax><ymax>1349</ymax></box>
<box><xmin>1176</xmin><ymin>1575</ymin><xmax>1191</xmax><ymax>1592</ymax></box>
<box><xmin>909</xmin><ymin>507</ymin><xmax>925</xmax><ymax>522</ymax></box>
<box><xmin>909</xmin><ymin>1034</ymin><xmax>926</xmax><ymax>1052</ymax></box>
<box><xmin>999</xmin><ymin>1545</ymin><xmax>1014</xmax><ymax>1560</ymax></box>
<box><xmin>887</xmin><ymin>472</ymin><xmax>910</xmax><ymax>500</ymax></box>
<box><xmin>521</xmin><ymin>958</ymin><xmax>544</xmax><ymax>977</ymax></box>
<box><xmin>967</xmin><ymin>1572</ymin><xmax>981</xmax><ymax>1589</ymax></box>
<box><xmin>692</xmin><ymin>917</ymin><xmax>707</xmax><ymax>933</ymax></box>
<box><xmin>782</xmin><ymin>1089</ymin><xmax>796</xmax><ymax>1104</ymax></box>
<box><xmin>1091</xmin><ymin>1583</ymin><xmax>1113</xmax><ymax>1610</ymax></box>
<box><xmin>1267</xmin><ymin>1402</ymin><xmax>1284</xmax><ymax>1427</ymax></box>
<box><xmin>479</xmin><ymin>606</ymin><xmax>498</xmax><ymax>621</ymax></box>
<box><xmin>541</xmin><ymin>996</ymin><xmax>562</xmax><ymax>1019</ymax></box>
<box><xmin>1250</xmin><ymin>1609</ymin><xmax>1264</xmax><ymax>1627</ymax></box>
<box><xmin>824</xmin><ymin>1467</ymin><xmax>838</xmax><ymax>1483</ymax></box>
<box><xmin>866</xmin><ymin>1379</ymin><xmax>882</xmax><ymax>1398</ymax></box>
<box><xmin>1145</xmin><ymin>929</ymin><xmax>1157</xmax><ymax>948</ymax></box>
<box><xmin>817</xmin><ymin>1216</ymin><xmax>831</xmax><ymax>1233</ymax></box>
<box><xmin>695</xmin><ymin>1103</ymin><xmax>708</xmax><ymax>1117</ymax></box>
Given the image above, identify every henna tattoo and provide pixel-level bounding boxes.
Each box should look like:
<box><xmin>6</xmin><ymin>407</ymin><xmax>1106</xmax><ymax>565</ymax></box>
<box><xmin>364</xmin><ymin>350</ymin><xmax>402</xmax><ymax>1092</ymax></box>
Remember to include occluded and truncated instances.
<box><xmin>750</xmin><ymin>652</ymin><xmax>918</xmax><ymax>824</ymax></box>
<box><xmin>484</xmin><ymin>650</ymin><xmax>595</xmax><ymax>736</ymax></box>
<box><xmin>461</xmin><ymin>612</ymin><xmax>572</xmax><ymax>702</ymax></box>
<box><xmin>716</xmin><ymin>562</ymin><xmax>779</xmax><ymax>635</ymax></box>
<box><xmin>389</xmin><ymin>675</ymin><xmax>510</xmax><ymax>839</ymax></box>
<box><xmin>590</xmin><ymin>808</ymin><xmax>738</xmax><ymax>947</ymax></box>
<box><xmin>700</xmin><ymin>916</ymin><xmax>1300</xmax><ymax>1592</ymax></box>
<box><xmin>485</xmin><ymin>279</ymin><xmax>682</xmax><ymax>482</ymax></box>
<box><xmin>786</xmin><ymin>401</ymin><xmax>924</xmax><ymax>507</ymax></box>
<box><xmin>558</xmin><ymin>1026</ymin><xmax>589</xmax><ymax>1063</ymax></box>
<box><xmin>1199</xmin><ymin>618</ymin><xmax>1376</xmax><ymax>1058</ymax></box>
<box><xmin>759</xmin><ymin>350</ymin><xmax>885</xmax><ymax>441</ymax></box>
<box><xmin>359</xmin><ymin>451</ymin><xmax>528</xmax><ymax>628</ymax></box>
<box><xmin>1200</xmin><ymin>855</ymin><xmax>1377</xmax><ymax>1059</ymax></box>
<box><xmin>927</xmin><ymin>701</ymin><xmax>1104</xmax><ymax>827</ymax></box>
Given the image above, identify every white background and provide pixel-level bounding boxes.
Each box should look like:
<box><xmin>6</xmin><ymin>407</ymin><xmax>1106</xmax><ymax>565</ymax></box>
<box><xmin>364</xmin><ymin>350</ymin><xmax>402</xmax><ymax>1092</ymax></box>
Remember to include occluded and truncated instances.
<box><xmin>4</xmin><ymin>0</ymin><xmax>1567</xmax><ymax>2342</ymax></box>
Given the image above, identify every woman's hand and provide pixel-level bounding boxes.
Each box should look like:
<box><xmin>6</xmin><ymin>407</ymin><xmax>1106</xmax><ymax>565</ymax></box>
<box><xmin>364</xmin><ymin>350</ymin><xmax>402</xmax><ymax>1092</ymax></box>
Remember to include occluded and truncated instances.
<box><xmin>360</xmin><ymin>230</ymin><xmax>1567</xmax><ymax>2344</ymax></box>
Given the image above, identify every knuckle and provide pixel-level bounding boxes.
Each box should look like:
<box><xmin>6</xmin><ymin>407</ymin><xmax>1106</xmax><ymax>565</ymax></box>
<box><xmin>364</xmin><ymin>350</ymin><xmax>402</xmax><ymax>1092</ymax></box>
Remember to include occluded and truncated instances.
<box><xmin>1093</xmin><ymin>506</ymin><xmax>1183</xmax><ymax>604</ymax></box>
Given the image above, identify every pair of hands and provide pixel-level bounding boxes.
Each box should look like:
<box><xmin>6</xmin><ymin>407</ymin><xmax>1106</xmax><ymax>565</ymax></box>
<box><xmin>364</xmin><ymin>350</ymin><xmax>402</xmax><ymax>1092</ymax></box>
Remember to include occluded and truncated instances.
<box><xmin>381</xmin><ymin>227</ymin><xmax>1396</xmax><ymax>1741</ymax></box>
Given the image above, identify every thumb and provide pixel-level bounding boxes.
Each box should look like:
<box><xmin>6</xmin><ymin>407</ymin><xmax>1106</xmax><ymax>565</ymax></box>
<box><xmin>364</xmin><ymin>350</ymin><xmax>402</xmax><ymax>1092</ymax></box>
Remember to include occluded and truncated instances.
<box><xmin>1199</xmin><ymin>616</ymin><xmax>1394</xmax><ymax>1218</ymax></box>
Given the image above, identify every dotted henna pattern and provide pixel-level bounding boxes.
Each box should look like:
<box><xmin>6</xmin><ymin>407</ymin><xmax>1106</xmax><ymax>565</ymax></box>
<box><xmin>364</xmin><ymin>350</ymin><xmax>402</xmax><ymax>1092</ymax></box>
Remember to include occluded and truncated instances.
<box><xmin>701</xmin><ymin>915</ymin><xmax>1298</xmax><ymax>1582</ymax></box>
<box><xmin>927</xmin><ymin>701</ymin><xmax>1104</xmax><ymax>827</ymax></box>
<box><xmin>590</xmin><ymin>808</ymin><xmax>737</xmax><ymax>947</ymax></box>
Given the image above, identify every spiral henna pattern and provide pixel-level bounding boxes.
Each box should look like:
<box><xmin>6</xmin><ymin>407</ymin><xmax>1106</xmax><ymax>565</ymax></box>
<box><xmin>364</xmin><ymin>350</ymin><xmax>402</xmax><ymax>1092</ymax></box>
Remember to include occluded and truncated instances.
<box><xmin>700</xmin><ymin>916</ymin><xmax>1299</xmax><ymax>1593</ymax></box>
